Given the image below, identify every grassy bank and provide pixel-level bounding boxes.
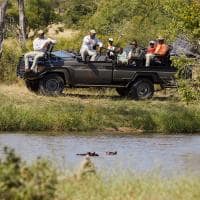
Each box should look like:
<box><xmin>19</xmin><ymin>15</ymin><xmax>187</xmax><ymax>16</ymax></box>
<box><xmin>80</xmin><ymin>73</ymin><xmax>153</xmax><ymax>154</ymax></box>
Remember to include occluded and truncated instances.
<box><xmin>1</xmin><ymin>148</ymin><xmax>200</xmax><ymax>200</ymax></box>
<box><xmin>0</xmin><ymin>84</ymin><xmax>200</xmax><ymax>133</ymax></box>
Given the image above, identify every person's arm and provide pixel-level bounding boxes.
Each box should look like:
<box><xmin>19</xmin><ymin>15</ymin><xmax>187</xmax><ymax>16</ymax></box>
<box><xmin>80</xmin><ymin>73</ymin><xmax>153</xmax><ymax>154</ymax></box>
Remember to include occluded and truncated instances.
<box><xmin>95</xmin><ymin>38</ymin><xmax>103</xmax><ymax>48</ymax></box>
<box><xmin>159</xmin><ymin>44</ymin><xmax>169</xmax><ymax>56</ymax></box>
<box><xmin>128</xmin><ymin>51</ymin><xmax>132</xmax><ymax>59</ymax></box>
<box><xmin>83</xmin><ymin>36</ymin><xmax>90</xmax><ymax>46</ymax></box>
<box><xmin>47</xmin><ymin>38</ymin><xmax>56</xmax><ymax>44</ymax></box>
<box><xmin>136</xmin><ymin>48</ymin><xmax>143</xmax><ymax>58</ymax></box>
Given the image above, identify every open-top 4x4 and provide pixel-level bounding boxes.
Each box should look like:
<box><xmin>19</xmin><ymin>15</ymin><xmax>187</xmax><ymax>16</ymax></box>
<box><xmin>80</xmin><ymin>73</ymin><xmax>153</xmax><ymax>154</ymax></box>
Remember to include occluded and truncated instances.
<box><xmin>17</xmin><ymin>44</ymin><xmax>177</xmax><ymax>100</ymax></box>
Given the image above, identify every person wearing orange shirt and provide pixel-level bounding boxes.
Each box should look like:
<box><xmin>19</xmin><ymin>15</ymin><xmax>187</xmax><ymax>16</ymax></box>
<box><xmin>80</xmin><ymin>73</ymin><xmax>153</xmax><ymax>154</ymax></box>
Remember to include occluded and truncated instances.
<box><xmin>145</xmin><ymin>37</ymin><xmax>169</xmax><ymax>67</ymax></box>
<box><xmin>154</xmin><ymin>37</ymin><xmax>169</xmax><ymax>56</ymax></box>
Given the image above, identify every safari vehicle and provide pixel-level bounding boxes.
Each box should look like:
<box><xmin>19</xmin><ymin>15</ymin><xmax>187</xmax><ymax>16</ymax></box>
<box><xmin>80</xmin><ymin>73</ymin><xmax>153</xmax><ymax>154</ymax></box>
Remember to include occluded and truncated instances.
<box><xmin>17</xmin><ymin>44</ymin><xmax>177</xmax><ymax>100</ymax></box>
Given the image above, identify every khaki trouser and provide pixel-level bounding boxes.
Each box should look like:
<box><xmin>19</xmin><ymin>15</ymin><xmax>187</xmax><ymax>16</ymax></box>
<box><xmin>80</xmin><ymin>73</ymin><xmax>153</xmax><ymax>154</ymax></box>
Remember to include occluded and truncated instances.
<box><xmin>80</xmin><ymin>48</ymin><xmax>97</xmax><ymax>61</ymax></box>
<box><xmin>145</xmin><ymin>53</ymin><xmax>155</xmax><ymax>67</ymax></box>
<box><xmin>24</xmin><ymin>51</ymin><xmax>45</xmax><ymax>71</ymax></box>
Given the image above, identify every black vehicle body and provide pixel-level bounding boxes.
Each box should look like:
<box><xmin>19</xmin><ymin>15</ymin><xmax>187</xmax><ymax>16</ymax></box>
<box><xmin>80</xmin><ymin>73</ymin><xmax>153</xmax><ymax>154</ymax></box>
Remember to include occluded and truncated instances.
<box><xmin>17</xmin><ymin>49</ymin><xmax>177</xmax><ymax>99</ymax></box>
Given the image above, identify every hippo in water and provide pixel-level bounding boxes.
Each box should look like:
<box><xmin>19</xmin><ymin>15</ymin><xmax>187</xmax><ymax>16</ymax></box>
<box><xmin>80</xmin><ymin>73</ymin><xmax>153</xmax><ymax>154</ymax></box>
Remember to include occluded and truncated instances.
<box><xmin>106</xmin><ymin>151</ymin><xmax>117</xmax><ymax>155</ymax></box>
<box><xmin>76</xmin><ymin>152</ymin><xmax>99</xmax><ymax>157</ymax></box>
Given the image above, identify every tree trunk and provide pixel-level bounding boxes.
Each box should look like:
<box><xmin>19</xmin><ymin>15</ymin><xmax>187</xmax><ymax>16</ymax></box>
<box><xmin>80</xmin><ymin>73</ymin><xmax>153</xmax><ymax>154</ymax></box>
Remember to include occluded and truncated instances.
<box><xmin>18</xmin><ymin>0</ymin><xmax>26</xmax><ymax>42</ymax></box>
<box><xmin>0</xmin><ymin>0</ymin><xmax>8</xmax><ymax>57</ymax></box>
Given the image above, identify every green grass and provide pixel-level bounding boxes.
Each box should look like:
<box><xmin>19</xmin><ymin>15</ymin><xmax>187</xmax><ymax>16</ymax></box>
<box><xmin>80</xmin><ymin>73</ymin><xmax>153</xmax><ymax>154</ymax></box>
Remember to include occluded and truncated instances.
<box><xmin>0</xmin><ymin>85</ymin><xmax>200</xmax><ymax>133</ymax></box>
<box><xmin>1</xmin><ymin>148</ymin><xmax>200</xmax><ymax>200</ymax></box>
<box><xmin>57</xmin><ymin>175</ymin><xmax>200</xmax><ymax>200</ymax></box>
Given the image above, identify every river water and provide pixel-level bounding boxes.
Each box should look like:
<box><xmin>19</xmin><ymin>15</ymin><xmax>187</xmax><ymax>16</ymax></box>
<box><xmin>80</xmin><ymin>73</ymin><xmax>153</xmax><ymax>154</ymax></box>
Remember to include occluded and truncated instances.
<box><xmin>0</xmin><ymin>133</ymin><xmax>200</xmax><ymax>176</ymax></box>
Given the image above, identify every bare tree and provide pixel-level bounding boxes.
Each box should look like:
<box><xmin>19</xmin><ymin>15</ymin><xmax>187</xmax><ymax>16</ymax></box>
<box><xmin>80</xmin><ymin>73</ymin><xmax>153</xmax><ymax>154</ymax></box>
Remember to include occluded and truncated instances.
<box><xmin>0</xmin><ymin>0</ymin><xmax>8</xmax><ymax>57</ymax></box>
<box><xmin>18</xmin><ymin>0</ymin><xmax>26</xmax><ymax>42</ymax></box>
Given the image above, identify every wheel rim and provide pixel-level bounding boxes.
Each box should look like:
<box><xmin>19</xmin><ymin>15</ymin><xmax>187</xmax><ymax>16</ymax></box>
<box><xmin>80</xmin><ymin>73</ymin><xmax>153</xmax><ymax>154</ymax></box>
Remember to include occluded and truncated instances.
<box><xmin>45</xmin><ymin>79</ymin><xmax>60</xmax><ymax>92</ymax></box>
<box><xmin>137</xmin><ymin>83</ymin><xmax>151</xmax><ymax>98</ymax></box>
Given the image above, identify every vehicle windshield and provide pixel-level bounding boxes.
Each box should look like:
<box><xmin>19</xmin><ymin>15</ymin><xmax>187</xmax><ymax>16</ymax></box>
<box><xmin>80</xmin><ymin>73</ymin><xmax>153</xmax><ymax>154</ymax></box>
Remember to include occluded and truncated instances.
<box><xmin>52</xmin><ymin>51</ymin><xmax>76</xmax><ymax>60</ymax></box>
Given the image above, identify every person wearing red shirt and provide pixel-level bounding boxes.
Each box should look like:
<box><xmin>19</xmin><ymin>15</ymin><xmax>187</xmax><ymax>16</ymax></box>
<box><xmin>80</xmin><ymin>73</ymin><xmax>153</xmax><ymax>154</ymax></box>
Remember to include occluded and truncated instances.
<box><xmin>145</xmin><ymin>41</ymin><xmax>156</xmax><ymax>67</ymax></box>
<box><xmin>147</xmin><ymin>41</ymin><xmax>156</xmax><ymax>54</ymax></box>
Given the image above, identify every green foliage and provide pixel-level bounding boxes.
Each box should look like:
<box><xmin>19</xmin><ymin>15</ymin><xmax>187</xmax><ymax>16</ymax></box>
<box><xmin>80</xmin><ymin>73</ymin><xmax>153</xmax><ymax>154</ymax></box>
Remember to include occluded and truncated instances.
<box><xmin>62</xmin><ymin>0</ymin><xmax>99</xmax><ymax>27</ymax></box>
<box><xmin>161</xmin><ymin>0</ymin><xmax>200</xmax><ymax>41</ymax></box>
<box><xmin>25</xmin><ymin>0</ymin><xmax>59</xmax><ymax>29</ymax></box>
<box><xmin>178</xmin><ymin>80</ymin><xmax>199</xmax><ymax>104</ymax></box>
<box><xmin>55</xmin><ymin>33</ymin><xmax>83</xmax><ymax>52</ymax></box>
<box><xmin>0</xmin><ymin>40</ymin><xmax>22</xmax><ymax>83</ymax></box>
<box><xmin>0</xmin><ymin>147</ymin><xmax>57</xmax><ymax>200</ymax></box>
<box><xmin>172</xmin><ymin>56</ymin><xmax>200</xmax><ymax>103</ymax></box>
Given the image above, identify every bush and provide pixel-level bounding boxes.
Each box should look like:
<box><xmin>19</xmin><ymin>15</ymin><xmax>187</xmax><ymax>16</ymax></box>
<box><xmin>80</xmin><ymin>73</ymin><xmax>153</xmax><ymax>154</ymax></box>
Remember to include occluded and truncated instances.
<box><xmin>0</xmin><ymin>147</ymin><xmax>57</xmax><ymax>200</ymax></box>
<box><xmin>0</xmin><ymin>40</ymin><xmax>22</xmax><ymax>83</ymax></box>
<box><xmin>172</xmin><ymin>56</ymin><xmax>200</xmax><ymax>103</ymax></box>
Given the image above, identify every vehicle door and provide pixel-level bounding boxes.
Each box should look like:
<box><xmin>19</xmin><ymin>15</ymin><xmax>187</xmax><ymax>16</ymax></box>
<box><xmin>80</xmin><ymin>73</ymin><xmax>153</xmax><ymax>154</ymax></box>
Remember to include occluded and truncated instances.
<box><xmin>112</xmin><ymin>63</ymin><xmax>137</xmax><ymax>84</ymax></box>
<box><xmin>72</xmin><ymin>61</ymin><xmax>113</xmax><ymax>85</ymax></box>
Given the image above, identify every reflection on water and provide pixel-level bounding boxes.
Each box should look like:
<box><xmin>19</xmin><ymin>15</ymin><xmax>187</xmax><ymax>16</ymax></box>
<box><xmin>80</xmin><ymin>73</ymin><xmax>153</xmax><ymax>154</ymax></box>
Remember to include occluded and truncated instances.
<box><xmin>0</xmin><ymin>133</ymin><xmax>200</xmax><ymax>176</ymax></box>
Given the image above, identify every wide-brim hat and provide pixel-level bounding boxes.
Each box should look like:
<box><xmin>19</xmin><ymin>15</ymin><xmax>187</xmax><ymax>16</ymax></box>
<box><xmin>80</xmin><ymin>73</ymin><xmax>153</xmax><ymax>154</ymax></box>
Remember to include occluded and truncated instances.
<box><xmin>130</xmin><ymin>41</ymin><xmax>137</xmax><ymax>45</ymax></box>
<box><xmin>90</xmin><ymin>29</ymin><xmax>97</xmax><ymax>34</ymax></box>
<box><xmin>158</xmin><ymin>36</ymin><xmax>164</xmax><ymax>40</ymax></box>
<box><xmin>37</xmin><ymin>30</ymin><xmax>45</xmax><ymax>35</ymax></box>
<box><xmin>108</xmin><ymin>38</ymin><xmax>114</xmax><ymax>42</ymax></box>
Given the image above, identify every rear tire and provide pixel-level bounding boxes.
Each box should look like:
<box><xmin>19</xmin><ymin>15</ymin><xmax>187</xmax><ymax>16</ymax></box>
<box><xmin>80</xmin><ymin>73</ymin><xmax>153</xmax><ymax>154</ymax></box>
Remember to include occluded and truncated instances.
<box><xmin>39</xmin><ymin>74</ymin><xmax>64</xmax><ymax>96</ymax></box>
<box><xmin>128</xmin><ymin>79</ymin><xmax>154</xmax><ymax>100</ymax></box>
<box><xmin>25</xmin><ymin>80</ymin><xmax>39</xmax><ymax>93</ymax></box>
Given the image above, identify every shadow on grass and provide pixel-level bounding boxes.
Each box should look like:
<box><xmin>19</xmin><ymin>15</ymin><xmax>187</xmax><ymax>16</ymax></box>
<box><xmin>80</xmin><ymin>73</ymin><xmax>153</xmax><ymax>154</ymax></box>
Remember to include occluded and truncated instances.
<box><xmin>61</xmin><ymin>92</ymin><xmax>123</xmax><ymax>100</ymax></box>
<box><xmin>62</xmin><ymin>93</ymin><xmax>179</xmax><ymax>102</ymax></box>
<box><xmin>152</xmin><ymin>96</ymin><xmax>179</xmax><ymax>101</ymax></box>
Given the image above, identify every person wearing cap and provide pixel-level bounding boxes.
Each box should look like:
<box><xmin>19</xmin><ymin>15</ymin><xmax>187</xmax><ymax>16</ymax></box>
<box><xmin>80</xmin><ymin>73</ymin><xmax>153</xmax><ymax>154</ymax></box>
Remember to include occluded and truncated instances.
<box><xmin>80</xmin><ymin>30</ymin><xmax>103</xmax><ymax>61</ymax></box>
<box><xmin>107</xmin><ymin>38</ymin><xmax>115</xmax><ymax>59</ymax></box>
<box><xmin>128</xmin><ymin>40</ymin><xmax>144</xmax><ymax>66</ymax></box>
<box><xmin>145</xmin><ymin>41</ymin><xmax>156</xmax><ymax>67</ymax></box>
<box><xmin>147</xmin><ymin>41</ymin><xmax>156</xmax><ymax>54</ymax></box>
<box><xmin>24</xmin><ymin>30</ymin><xmax>56</xmax><ymax>72</ymax></box>
<box><xmin>145</xmin><ymin>37</ymin><xmax>169</xmax><ymax>67</ymax></box>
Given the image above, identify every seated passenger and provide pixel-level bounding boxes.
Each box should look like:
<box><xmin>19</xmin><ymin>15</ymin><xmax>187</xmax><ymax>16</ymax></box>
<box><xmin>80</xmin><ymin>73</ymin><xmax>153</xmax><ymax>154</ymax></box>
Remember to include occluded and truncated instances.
<box><xmin>116</xmin><ymin>47</ymin><xmax>128</xmax><ymax>64</ymax></box>
<box><xmin>145</xmin><ymin>40</ymin><xmax>156</xmax><ymax>67</ymax></box>
<box><xmin>80</xmin><ymin>29</ymin><xmax>103</xmax><ymax>62</ymax></box>
<box><xmin>24</xmin><ymin>30</ymin><xmax>56</xmax><ymax>72</ymax></box>
<box><xmin>128</xmin><ymin>40</ymin><xmax>144</xmax><ymax>66</ymax></box>
<box><xmin>107</xmin><ymin>38</ymin><xmax>116</xmax><ymax>59</ymax></box>
<box><xmin>145</xmin><ymin>37</ymin><xmax>169</xmax><ymax>67</ymax></box>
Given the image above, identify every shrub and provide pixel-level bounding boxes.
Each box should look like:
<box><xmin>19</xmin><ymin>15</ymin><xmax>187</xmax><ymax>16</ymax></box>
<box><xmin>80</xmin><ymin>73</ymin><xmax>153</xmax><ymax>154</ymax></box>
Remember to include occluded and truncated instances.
<box><xmin>0</xmin><ymin>147</ymin><xmax>57</xmax><ymax>200</ymax></box>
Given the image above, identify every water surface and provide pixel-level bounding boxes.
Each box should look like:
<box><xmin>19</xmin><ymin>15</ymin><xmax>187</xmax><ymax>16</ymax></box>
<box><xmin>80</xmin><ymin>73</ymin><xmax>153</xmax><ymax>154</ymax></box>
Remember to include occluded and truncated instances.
<box><xmin>0</xmin><ymin>133</ymin><xmax>200</xmax><ymax>176</ymax></box>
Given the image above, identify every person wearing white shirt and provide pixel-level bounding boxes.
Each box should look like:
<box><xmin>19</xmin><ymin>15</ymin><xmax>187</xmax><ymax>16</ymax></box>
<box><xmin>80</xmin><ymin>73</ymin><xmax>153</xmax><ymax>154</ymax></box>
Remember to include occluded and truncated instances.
<box><xmin>24</xmin><ymin>30</ymin><xmax>56</xmax><ymax>72</ymax></box>
<box><xmin>80</xmin><ymin>30</ymin><xmax>103</xmax><ymax>61</ymax></box>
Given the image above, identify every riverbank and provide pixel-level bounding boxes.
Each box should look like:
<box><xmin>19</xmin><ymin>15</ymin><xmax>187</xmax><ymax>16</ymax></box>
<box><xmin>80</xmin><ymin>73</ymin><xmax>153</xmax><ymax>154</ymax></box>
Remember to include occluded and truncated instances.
<box><xmin>0</xmin><ymin>84</ymin><xmax>200</xmax><ymax>133</ymax></box>
<box><xmin>0</xmin><ymin>148</ymin><xmax>200</xmax><ymax>200</ymax></box>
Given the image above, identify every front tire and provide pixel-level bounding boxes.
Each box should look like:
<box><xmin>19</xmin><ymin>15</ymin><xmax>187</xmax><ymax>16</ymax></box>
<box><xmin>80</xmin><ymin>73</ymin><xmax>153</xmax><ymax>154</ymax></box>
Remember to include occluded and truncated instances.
<box><xmin>116</xmin><ymin>88</ymin><xmax>128</xmax><ymax>97</ymax></box>
<box><xmin>25</xmin><ymin>80</ymin><xmax>39</xmax><ymax>93</ymax></box>
<box><xmin>39</xmin><ymin>74</ymin><xmax>64</xmax><ymax>96</ymax></box>
<box><xmin>128</xmin><ymin>79</ymin><xmax>154</xmax><ymax>100</ymax></box>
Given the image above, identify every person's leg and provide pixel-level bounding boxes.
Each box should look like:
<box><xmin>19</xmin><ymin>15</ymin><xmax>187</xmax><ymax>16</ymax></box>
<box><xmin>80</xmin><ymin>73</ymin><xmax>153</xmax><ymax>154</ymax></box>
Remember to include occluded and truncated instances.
<box><xmin>145</xmin><ymin>54</ymin><xmax>154</xmax><ymax>67</ymax></box>
<box><xmin>88</xmin><ymin>50</ymin><xmax>97</xmax><ymax>61</ymax></box>
<box><xmin>80</xmin><ymin>48</ymin><xmax>88</xmax><ymax>61</ymax></box>
<box><xmin>24</xmin><ymin>51</ymin><xmax>35</xmax><ymax>70</ymax></box>
<box><xmin>30</xmin><ymin>52</ymin><xmax>44</xmax><ymax>72</ymax></box>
